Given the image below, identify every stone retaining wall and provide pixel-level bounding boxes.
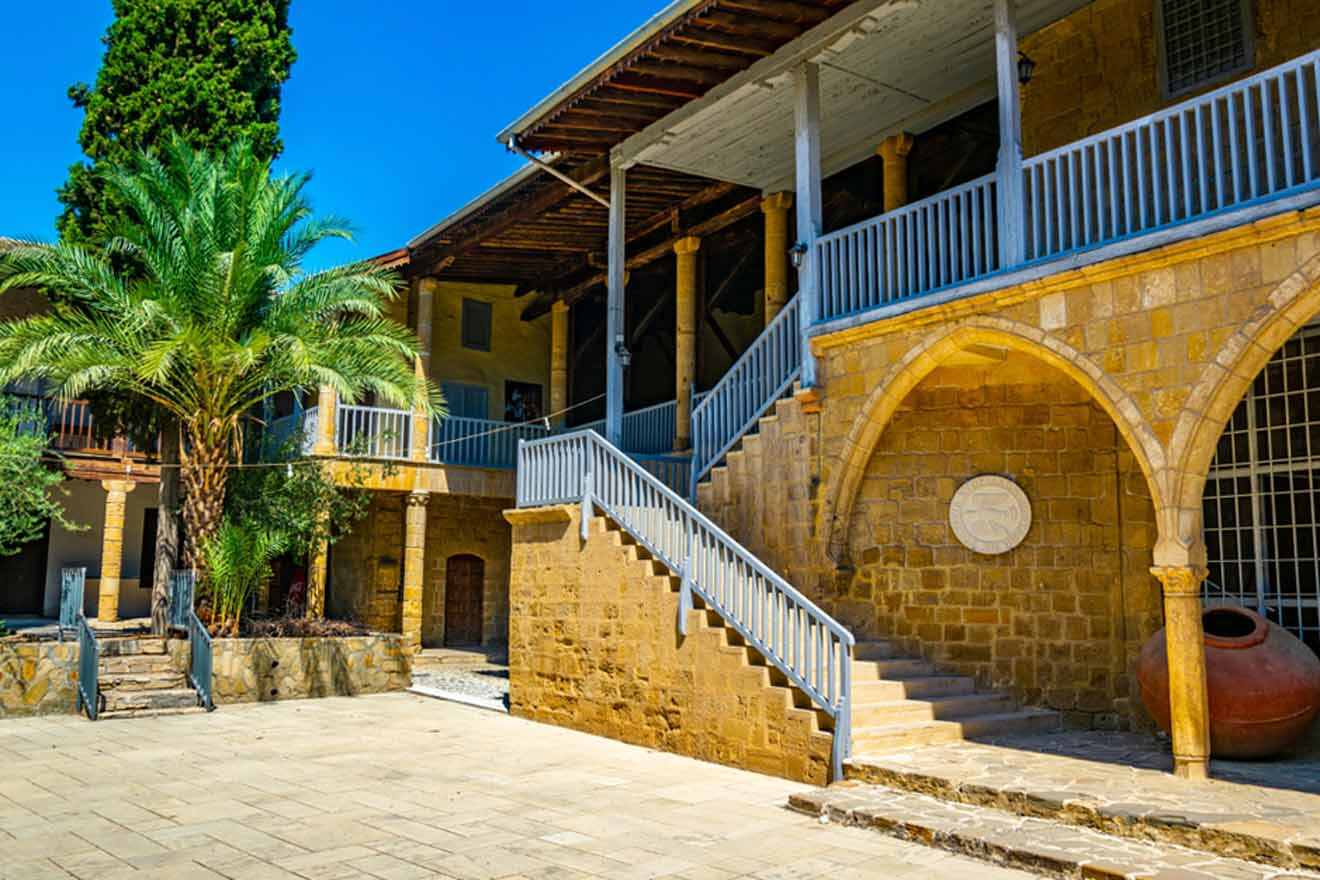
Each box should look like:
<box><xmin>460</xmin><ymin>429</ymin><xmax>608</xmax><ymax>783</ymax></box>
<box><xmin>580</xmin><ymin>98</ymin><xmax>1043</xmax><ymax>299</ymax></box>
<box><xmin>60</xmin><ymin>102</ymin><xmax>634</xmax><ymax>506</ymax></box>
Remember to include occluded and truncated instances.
<box><xmin>0</xmin><ymin>640</ymin><xmax>79</xmax><ymax>717</ymax></box>
<box><xmin>212</xmin><ymin>634</ymin><xmax>411</xmax><ymax>704</ymax></box>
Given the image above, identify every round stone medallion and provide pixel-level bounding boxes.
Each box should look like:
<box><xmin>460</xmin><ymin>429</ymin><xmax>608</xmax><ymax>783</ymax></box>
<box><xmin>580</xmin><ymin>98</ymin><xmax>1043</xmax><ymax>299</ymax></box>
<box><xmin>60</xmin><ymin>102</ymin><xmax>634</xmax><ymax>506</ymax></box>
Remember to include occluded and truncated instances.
<box><xmin>949</xmin><ymin>475</ymin><xmax>1031</xmax><ymax>555</ymax></box>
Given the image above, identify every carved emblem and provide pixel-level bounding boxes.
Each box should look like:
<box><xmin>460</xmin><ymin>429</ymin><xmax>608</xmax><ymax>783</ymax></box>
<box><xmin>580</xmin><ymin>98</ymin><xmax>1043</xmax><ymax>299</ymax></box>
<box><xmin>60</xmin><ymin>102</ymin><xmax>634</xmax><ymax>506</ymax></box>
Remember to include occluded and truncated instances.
<box><xmin>949</xmin><ymin>475</ymin><xmax>1032</xmax><ymax>555</ymax></box>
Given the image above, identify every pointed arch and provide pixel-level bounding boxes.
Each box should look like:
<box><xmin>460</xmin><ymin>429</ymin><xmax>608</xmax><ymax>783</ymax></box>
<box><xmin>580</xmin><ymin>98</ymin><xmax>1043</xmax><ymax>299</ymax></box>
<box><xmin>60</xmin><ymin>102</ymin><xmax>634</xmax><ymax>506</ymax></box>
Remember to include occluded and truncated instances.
<box><xmin>817</xmin><ymin>314</ymin><xmax>1169</xmax><ymax>564</ymax></box>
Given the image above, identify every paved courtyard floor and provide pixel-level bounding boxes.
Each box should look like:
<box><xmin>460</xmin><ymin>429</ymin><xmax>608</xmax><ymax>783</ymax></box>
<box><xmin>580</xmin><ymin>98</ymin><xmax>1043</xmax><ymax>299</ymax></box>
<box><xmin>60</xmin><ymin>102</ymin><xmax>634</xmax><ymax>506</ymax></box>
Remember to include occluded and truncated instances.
<box><xmin>0</xmin><ymin>693</ymin><xmax>1033</xmax><ymax>880</ymax></box>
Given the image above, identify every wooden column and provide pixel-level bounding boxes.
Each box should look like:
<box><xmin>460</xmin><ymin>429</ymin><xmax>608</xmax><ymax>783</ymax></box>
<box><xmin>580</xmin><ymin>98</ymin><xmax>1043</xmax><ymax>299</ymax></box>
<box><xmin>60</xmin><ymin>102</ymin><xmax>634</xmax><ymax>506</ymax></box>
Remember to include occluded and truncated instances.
<box><xmin>606</xmin><ymin>161</ymin><xmax>627</xmax><ymax>447</ymax></box>
<box><xmin>877</xmin><ymin>133</ymin><xmax>915</xmax><ymax>213</ymax></box>
<box><xmin>1152</xmin><ymin>566</ymin><xmax>1212</xmax><ymax>779</ymax></box>
<box><xmin>794</xmin><ymin>62</ymin><xmax>822</xmax><ymax>388</ymax></box>
<box><xmin>761</xmin><ymin>192</ymin><xmax>793</xmax><ymax>325</ymax></box>
<box><xmin>674</xmin><ymin>236</ymin><xmax>702</xmax><ymax>451</ymax></box>
<box><xmin>312</xmin><ymin>385</ymin><xmax>337</xmax><ymax>456</ymax></box>
<box><xmin>550</xmin><ymin>300</ymin><xmax>570</xmax><ymax>426</ymax></box>
<box><xmin>402</xmin><ymin>491</ymin><xmax>429</xmax><ymax>654</ymax></box>
<box><xmin>994</xmin><ymin>0</ymin><xmax>1027</xmax><ymax>267</ymax></box>
<box><xmin>96</xmin><ymin>479</ymin><xmax>136</xmax><ymax>622</ymax></box>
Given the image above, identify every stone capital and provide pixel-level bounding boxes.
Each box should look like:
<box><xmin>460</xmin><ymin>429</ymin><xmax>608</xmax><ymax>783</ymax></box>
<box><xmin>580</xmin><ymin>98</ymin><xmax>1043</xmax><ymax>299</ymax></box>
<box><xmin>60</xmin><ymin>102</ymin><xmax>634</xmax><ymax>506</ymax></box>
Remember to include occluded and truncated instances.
<box><xmin>101</xmin><ymin>479</ymin><xmax>137</xmax><ymax>495</ymax></box>
<box><xmin>1150</xmin><ymin>565</ymin><xmax>1209</xmax><ymax>597</ymax></box>
<box><xmin>406</xmin><ymin>491</ymin><xmax>431</xmax><ymax>509</ymax></box>
<box><xmin>761</xmin><ymin>191</ymin><xmax>794</xmax><ymax>214</ymax></box>
<box><xmin>876</xmin><ymin>132</ymin><xmax>915</xmax><ymax>162</ymax></box>
<box><xmin>673</xmin><ymin>235</ymin><xmax>703</xmax><ymax>257</ymax></box>
<box><xmin>551</xmin><ymin>299</ymin><xmax>569</xmax><ymax>315</ymax></box>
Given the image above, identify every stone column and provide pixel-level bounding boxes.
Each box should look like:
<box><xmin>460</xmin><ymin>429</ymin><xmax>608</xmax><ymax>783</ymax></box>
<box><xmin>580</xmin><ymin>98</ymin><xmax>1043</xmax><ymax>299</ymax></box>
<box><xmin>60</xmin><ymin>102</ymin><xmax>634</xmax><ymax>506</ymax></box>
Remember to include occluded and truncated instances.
<box><xmin>402</xmin><ymin>491</ymin><xmax>430</xmax><ymax>654</ymax></box>
<box><xmin>97</xmin><ymin>480</ymin><xmax>136</xmax><ymax>622</ymax></box>
<box><xmin>1151</xmin><ymin>565</ymin><xmax>1212</xmax><ymax>779</ymax></box>
<box><xmin>877</xmin><ymin>132</ymin><xmax>915</xmax><ymax>213</ymax></box>
<box><xmin>674</xmin><ymin>235</ymin><xmax>702</xmax><ymax>451</ymax></box>
<box><xmin>410</xmin><ymin>356</ymin><xmax>430</xmax><ymax>463</ymax></box>
<box><xmin>415</xmin><ymin>277</ymin><xmax>437</xmax><ymax>376</ymax></box>
<box><xmin>312</xmin><ymin>385</ymin><xmax>337</xmax><ymax>456</ymax></box>
<box><xmin>551</xmin><ymin>300</ymin><xmax>570</xmax><ymax>427</ymax></box>
<box><xmin>761</xmin><ymin>192</ymin><xmax>793</xmax><ymax>325</ymax></box>
<box><xmin>306</xmin><ymin>532</ymin><xmax>328</xmax><ymax>620</ymax></box>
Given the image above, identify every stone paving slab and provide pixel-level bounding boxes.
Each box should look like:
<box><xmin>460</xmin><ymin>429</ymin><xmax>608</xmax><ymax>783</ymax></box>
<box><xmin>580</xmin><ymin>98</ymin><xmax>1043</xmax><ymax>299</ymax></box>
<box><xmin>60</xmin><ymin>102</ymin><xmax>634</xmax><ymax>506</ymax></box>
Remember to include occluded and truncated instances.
<box><xmin>789</xmin><ymin>784</ymin><xmax>1320</xmax><ymax>880</ymax></box>
<box><xmin>845</xmin><ymin>730</ymin><xmax>1320</xmax><ymax>871</ymax></box>
<box><xmin>0</xmin><ymin>693</ymin><xmax>1034</xmax><ymax>879</ymax></box>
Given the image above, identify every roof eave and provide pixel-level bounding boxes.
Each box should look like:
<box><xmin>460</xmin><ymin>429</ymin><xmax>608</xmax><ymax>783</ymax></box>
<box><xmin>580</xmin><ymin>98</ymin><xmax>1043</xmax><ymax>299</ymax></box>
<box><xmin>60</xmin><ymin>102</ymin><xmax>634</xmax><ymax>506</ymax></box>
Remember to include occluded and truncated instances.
<box><xmin>494</xmin><ymin>0</ymin><xmax>712</xmax><ymax>147</ymax></box>
<box><xmin>405</xmin><ymin>160</ymin><xmax>549</xmax><ymax>251</ymax></box>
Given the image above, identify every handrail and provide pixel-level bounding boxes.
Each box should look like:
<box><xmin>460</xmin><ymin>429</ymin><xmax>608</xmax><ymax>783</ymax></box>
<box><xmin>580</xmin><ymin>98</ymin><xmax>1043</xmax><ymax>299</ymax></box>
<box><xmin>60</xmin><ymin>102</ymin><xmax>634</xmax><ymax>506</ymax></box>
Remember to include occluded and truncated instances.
<box><xmin>518</xmin><ymin>429</ymin><xmax>854</xmax><ymax>778</ymax></box>
<box><xmin>76</xmin><ymin>613</ymin><xmax>99</xmax><ymax>721</ymax></box>
<box><xmin>431</xmin><ymin>414</ymin><xmax>550</xmax><ymax>468</ymax></box>
<box><xmin>187</xmin><ymin>608</ymin><xmax>214</xmax><ymax>711</ymax></box>
<box><xmin>691</xmin><ymin>294</ymin><xmax>802</xmax><ymax>493</ymax></box>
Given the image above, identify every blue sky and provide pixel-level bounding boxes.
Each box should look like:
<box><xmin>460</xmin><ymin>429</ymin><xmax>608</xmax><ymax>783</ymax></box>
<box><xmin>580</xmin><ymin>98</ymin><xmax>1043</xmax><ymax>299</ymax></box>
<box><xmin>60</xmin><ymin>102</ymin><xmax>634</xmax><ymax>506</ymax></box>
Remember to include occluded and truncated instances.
<box><xmin>0</xmin><ymin>1</ymin><xmax>658</xmax><ymax>269</ymax></box>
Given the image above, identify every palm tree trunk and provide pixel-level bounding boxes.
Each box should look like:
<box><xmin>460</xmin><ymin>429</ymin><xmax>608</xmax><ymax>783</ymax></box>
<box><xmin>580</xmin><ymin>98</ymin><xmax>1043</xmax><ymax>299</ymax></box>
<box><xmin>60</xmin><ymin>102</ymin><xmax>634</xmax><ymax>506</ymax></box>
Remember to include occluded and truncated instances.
<box><xmin>150</xmin><ymin>423</ymin><xmax>181</xmax><ymax>635</ymax></box>
<box><xmin>180</xmin><ymin>436</ymin><xmax>229</xmax><ymax>572</ymax></box>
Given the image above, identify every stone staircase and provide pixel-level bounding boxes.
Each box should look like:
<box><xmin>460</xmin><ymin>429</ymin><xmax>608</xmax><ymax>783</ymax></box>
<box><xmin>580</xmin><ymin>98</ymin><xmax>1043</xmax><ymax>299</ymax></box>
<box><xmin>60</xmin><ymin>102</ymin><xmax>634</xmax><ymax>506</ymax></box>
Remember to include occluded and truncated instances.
<box><xmin>96</xmin><ymin>636</ymin><xmax>204</xmax><ymax>719</ymax></box>
<box><xmin>849</xmin><ymin>640</ymin><xmax>1059</xmax><ymax>754</ymax></box>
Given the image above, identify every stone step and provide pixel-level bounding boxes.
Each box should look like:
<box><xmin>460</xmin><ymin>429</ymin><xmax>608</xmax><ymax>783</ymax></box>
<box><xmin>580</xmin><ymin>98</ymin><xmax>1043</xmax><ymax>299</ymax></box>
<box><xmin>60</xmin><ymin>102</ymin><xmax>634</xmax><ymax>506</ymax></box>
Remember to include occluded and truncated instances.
<box><xmin>99</xmin><ymin>637</ymin><xmax>166</xmax><ymax>657</ymax></box>
<box><xmin>101</xmin><ymin>687</ymin><xmax>199</xmax><ymax>714</ymax></box>
<box><xmin>850</xmin><ymin>658</ymin><xmax>935</xmax><ymax>680</ymax></box>
<box><xmin>100</xmin><ymin>670</ymin><xmax>189</xmax><ymax>691</ymax></box>
<box><xmin>99</xmin><ymin>705</ymin><xmax>208</xmax><ymax>721</ymax></box>
<box><xmin>851</xmin><ymin>710</ymin><xmax>1060</xmax><ymax>754</ymax></box>
<box><xmin>852</xmin><ymin>675</ymin><xmax>977</xmax><ymax>702</ymax></box>
<box><xmin>851</xmin><ymin>693</ymin><xmax>1015</xmax><ymax>728</ymax></box>
<box><xmin>852</xmin><ymin>640</ymin><xmax>897</xmax><ymax>660</ymax></box>
<box><xmin>99</xmin><ymin>654</ymin><xmax>179</xmax><ymax>675</ymax></box>
<box><xmin>788</xmin><ymin>784</ymin><xmax>1320</xmax><ymax>879</ymax></box>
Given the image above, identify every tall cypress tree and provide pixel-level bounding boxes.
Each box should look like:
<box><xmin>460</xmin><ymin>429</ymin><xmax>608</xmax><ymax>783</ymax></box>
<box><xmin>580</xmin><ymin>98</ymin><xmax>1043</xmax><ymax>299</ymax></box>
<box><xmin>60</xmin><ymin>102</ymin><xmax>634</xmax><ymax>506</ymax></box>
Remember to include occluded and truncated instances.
<box><xmin>55</xmin><ymin>0</ymin><xmax>296</xmax><ymax>633</ymax></box>
<box><xmin>57</xmin><ymin>0</ymin><xmax>296</xmax><ymax>243</ymax></box>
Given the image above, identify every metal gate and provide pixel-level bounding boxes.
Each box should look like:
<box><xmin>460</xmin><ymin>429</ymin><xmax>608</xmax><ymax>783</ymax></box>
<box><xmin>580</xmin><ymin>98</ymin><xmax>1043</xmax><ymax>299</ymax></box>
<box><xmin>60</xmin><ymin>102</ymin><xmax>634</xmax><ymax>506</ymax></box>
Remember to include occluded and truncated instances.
<box><xmin>1203</xmin><ymin>324</ymin><xmax>1320</xmax><ymax>652</ymax></box>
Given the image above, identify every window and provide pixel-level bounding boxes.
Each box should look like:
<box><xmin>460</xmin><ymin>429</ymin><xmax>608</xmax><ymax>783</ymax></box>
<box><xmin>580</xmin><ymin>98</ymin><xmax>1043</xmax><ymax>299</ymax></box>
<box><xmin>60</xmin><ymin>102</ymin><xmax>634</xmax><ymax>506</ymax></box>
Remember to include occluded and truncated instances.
<box><xmin>460</xmin><ymin>298</ymin><xmax>493</xmax><ymax>351</ymax></box>
<box><xmin>504</xmin><ymin>381</ymin><xmax>544</xmax><ymax>423</ymax></box>
<box><xmin>441</xmin><ymin>382</ymin><xmax>490</xmax><ymax>420</ymax></box>
<box><xmin>1156</xmin><ymin>0</ymin><xmax>1253</xmax><ymax>98</ymax></box>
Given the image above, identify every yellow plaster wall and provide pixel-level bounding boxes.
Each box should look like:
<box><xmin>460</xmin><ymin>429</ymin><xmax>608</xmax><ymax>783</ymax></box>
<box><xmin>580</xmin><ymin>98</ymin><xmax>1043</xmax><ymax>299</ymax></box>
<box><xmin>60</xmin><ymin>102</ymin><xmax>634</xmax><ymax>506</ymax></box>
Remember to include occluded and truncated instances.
<box><xmin>427</xmin><ymin>281</ymin><xmax>551</xmax><ymax>421</ymax></box>
<box><xmin>505</xmin><ymin>505</ymin><xmax>834</xmax><ymax>785</ymax></box>
<box><xmin>1021</xmin><ymin>0</ymin><xmax>1320</xmax><ymax>156</ymax></box>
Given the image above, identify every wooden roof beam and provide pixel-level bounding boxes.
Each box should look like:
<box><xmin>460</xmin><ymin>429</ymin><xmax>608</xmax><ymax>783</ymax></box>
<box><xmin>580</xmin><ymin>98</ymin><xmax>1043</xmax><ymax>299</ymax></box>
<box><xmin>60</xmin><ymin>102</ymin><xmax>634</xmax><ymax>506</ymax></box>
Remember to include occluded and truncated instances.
<box><xmin>717</xmin><ymin>0</ymin><xmax>832</xmax><ymax>25</ymax></box>
<box><xmin>669</xmin><ymin>30</ymin><xmax>778</xmax><ymax>57</ymax></box>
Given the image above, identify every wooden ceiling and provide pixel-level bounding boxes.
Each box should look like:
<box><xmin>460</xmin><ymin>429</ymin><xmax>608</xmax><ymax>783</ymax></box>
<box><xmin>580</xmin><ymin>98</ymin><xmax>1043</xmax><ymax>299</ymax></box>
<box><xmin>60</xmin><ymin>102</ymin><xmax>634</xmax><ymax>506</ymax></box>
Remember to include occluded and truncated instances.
<box><xmin>408</xmin><ymin>0</ymin><xmax>867</xmax><ymax>317</ymax></box>
<box><xmin>514</xmin><ymin>0</ymin><xmax>862</xmax><ymax>154</ymax></box>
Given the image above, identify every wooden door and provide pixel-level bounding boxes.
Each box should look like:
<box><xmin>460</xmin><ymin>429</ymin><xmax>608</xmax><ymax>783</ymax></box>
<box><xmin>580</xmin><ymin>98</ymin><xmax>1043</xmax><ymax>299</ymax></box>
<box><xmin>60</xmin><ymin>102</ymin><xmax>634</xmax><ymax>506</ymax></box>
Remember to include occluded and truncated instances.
<box><xmin>444</xmin><ymin>555</ymin><xmax>484</xmax><ymax>646</ymax></box>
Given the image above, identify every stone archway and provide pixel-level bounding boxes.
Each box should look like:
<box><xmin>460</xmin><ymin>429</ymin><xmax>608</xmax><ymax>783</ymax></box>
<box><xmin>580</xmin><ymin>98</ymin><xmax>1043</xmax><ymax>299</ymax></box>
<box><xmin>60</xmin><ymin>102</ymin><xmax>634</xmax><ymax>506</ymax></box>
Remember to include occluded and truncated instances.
<box><xmin>819</xmin><ymin>315</ymin><xmax>1169</xmax><ymax>567</ymax></box>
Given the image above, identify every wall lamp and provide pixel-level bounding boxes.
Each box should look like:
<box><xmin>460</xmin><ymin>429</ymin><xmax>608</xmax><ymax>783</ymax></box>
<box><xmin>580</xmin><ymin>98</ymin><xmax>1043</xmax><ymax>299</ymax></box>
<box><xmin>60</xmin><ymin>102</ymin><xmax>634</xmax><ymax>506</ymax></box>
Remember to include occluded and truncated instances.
<box><xmin>1018</xmin><ymin>51</ymin><xmax>1037</xmax><ymax>86</ymax></box>
<box><xmin>789</xmin><ymin>242</ymin><xmax>808</xmax><ymax>270</ymax></box>
<box><xmin>614</xmin><ymin>334</ymin><xmax>633</xmax><ymax>369</ymax></box>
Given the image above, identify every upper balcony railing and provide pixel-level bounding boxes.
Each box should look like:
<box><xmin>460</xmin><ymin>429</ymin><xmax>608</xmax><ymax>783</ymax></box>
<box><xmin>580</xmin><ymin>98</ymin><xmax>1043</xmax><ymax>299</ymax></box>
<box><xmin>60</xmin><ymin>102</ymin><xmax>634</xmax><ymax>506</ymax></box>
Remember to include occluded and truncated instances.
<box><xmin>815</xmin><ymin>48</ymin><xmax>1320</xmax><ymax>326</ymax></box>
<box><xmin>5</xmin><ymin>390</ymin><xmax>155</xmax><ymax>458</ymax></box>
<box><xmin>578</xmin><ymin>392</ymin><xmax>708</xmax><ymax>455</ymax></box>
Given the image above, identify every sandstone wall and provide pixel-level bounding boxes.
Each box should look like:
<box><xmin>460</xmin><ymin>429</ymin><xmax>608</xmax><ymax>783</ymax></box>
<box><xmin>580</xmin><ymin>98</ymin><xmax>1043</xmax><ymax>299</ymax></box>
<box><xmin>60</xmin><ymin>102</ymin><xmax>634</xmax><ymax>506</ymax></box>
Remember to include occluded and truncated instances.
<box><xmin>0</xmin><ymin>640</ymin><xmax>78</xmax><ymax>717</ymax></box>
<box><xmin>505</xmin><ymin>506</ymin><xmax>834</xmax><ymax>785</ymax></box>
<box><xmin>211</xmin><ymin>635</ymin><xmax>410</xmax><ymax>704</ymax></box>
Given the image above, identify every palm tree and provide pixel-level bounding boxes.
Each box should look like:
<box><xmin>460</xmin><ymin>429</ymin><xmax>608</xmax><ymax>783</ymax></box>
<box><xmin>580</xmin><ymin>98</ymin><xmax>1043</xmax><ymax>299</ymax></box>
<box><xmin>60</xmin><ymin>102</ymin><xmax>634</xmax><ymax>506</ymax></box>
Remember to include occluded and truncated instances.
<box><xmin>0</xmin><ymin>136</ymin><xmax>435</xmax><ymax>573</ymax></box>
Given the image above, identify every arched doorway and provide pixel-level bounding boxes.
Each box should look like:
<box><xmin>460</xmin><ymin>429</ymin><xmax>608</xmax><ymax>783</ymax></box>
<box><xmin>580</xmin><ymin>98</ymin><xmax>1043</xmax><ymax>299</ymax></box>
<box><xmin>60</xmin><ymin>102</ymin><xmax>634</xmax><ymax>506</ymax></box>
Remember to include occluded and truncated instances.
<box><xmin>444</xmin><ymin>554</ymin><xmax>484</xmax><ymax>646</ymax></box>
<box><xmin>1203</xmin><ymin>323</ymin><xmax>1320</xmax><ymax>654</ymax></box>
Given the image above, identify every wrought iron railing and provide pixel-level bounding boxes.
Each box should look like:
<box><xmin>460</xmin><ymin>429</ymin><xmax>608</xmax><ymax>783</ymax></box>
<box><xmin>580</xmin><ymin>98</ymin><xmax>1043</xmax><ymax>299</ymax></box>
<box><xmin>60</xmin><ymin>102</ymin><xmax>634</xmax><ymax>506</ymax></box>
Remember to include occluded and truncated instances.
<box><xmin>691</xmin><ymin>294</ymin><xmax>801</xmax><ymax>492</ymax></box>
<box><xmin>518</xmin><ymin>429</ymin><xmax>854</xmax><ymax>778</ymax></box>
<box><xmin>76</xmin><ymin>614</ymin><xmax>99</xmax><ymax>721</ymax></box>
<box><xmin>168</xmin><ymin>570</ymin><xmax>195</xmax><ymax>630</ymax></box>
<box><xmin>59</xmin><ymin>566</ymin><xmax>85</xmax><ymax>641</ymax></box>
<box><xmin>187</xmin><ymin>608</ymin><xmax>214</xmax><ymax>711</ymax></box>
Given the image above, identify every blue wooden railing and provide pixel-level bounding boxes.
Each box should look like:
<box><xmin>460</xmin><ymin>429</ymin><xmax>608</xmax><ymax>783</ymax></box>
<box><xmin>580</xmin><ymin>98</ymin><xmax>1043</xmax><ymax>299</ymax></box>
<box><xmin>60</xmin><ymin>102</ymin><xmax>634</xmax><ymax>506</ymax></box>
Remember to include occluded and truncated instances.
<box><xmin>59</xmin><ymin>566</ymin><xmax>85</xmax><ymax>641</ymax></box>
<box><xmin>168</xmin><ymin>570</ymin><xmax>195</xmax><ymax>630</ymax></box>
<box><xmin>431</xmin><ymin>416</ymin><xmax>551</xmax><ymax>469</ymax></box>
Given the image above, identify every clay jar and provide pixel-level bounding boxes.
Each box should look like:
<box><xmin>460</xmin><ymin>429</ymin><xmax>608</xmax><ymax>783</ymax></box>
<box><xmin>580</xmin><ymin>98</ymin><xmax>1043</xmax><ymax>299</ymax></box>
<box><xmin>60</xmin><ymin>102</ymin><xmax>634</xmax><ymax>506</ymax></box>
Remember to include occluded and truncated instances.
<box><xmin>1138</xmin><ymin>606</ymin><xmax>1320</xmax><ymax>759</ymax></box>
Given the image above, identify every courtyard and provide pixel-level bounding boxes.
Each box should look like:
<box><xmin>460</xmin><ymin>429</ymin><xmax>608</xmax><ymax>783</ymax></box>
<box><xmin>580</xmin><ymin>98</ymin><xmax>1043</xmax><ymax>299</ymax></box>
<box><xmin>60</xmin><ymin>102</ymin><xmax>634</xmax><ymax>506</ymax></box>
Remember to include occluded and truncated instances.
<box><xmin>0</xmin><ymin>695</ymin><xmax>1030</xmax><ymax>880</ymax></box>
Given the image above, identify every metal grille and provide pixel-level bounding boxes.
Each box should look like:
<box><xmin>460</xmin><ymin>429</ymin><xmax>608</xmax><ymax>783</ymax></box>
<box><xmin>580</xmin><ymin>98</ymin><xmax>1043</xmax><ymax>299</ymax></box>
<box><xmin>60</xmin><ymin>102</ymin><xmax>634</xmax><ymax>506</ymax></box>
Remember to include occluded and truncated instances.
<box><xmin>1204</xmin><ymin>325</ymin><xmax>1320</xmax><ymax>652</ymax></box>
<box><xmin>1159</xmin><ymin>0</ymin><xmax>1252</xmax><ymax>97</ymax></box>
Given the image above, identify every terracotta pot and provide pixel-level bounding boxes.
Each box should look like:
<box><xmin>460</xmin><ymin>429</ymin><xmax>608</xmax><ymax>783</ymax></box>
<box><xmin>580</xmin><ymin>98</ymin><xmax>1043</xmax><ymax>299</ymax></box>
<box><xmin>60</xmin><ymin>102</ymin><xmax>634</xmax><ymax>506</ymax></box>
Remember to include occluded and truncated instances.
<box><xmin>1138</xmin><ymin>606</ymin><xmax>1320</xmax><ymax>759</ymax></box>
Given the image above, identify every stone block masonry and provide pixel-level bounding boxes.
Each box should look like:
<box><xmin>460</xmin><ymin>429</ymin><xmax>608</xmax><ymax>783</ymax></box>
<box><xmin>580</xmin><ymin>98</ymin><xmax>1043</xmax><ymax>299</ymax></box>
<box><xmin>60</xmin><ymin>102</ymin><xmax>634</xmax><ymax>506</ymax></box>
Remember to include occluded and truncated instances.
<box><xmin>0</xmin><ymin>640</ymin><xmax>78</xmax><ymax>717</ymax></box>
<box><xmin>504</xmin><ymin>505</ymin><xmax>834</xmax><ymax>785</ymax></box>
<box><xmin>211</xmin><ymin>635</ymin><xmax>410</xmax><ymax>704</ymax></box>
